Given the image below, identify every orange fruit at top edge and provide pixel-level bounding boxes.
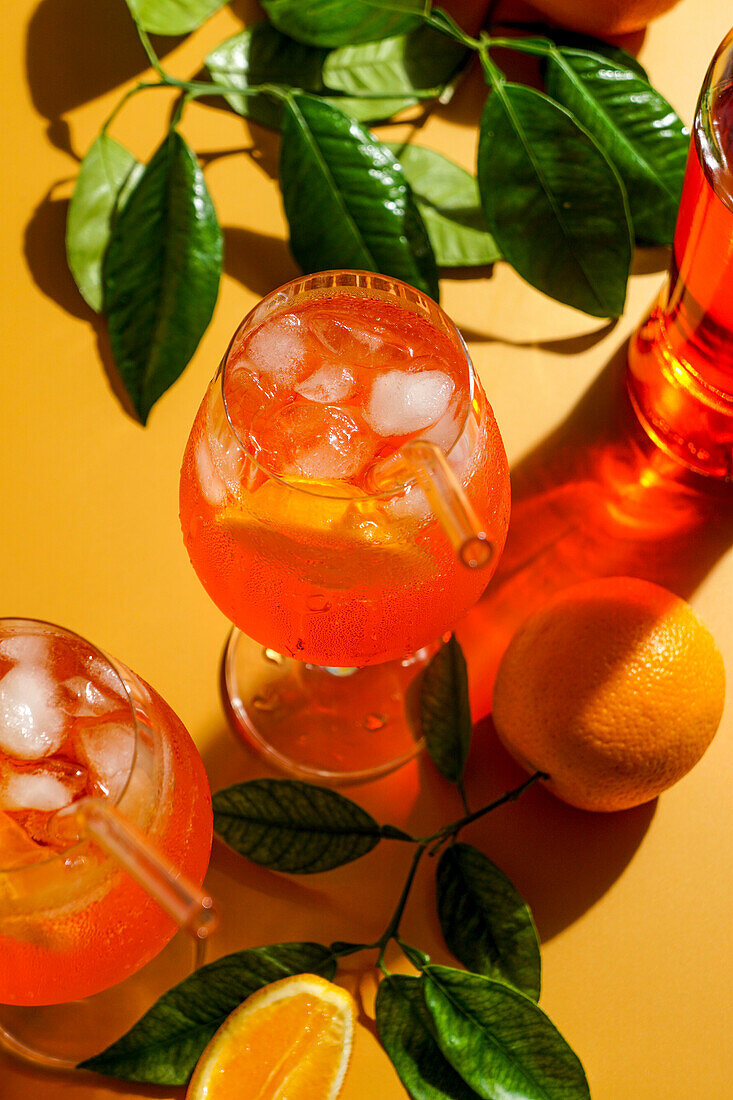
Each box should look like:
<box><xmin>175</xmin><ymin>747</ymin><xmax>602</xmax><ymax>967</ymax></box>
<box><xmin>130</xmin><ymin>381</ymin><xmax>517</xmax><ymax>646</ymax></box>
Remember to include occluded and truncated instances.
<box><xmin>492</xmin><ymin>577</ymin><xmax>726</xmax><ymax>812</ymax></box>
<box><xmin>186</xmin><ymin>974</ymin><xmax>356</xmax><ymax>1100</ymax></box>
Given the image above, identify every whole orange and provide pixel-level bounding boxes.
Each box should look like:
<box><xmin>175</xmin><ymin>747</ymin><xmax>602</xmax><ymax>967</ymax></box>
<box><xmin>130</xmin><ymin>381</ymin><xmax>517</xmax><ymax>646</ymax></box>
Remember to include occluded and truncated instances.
<box><xmin>442</xmin><ymin>0</ymin><xmax>683</xmax><ymax>39</ymax></box>
<box><xmin>492</xmin><ymin>577</ymin><xmax>725</xmax><ymax>812</ymax></box>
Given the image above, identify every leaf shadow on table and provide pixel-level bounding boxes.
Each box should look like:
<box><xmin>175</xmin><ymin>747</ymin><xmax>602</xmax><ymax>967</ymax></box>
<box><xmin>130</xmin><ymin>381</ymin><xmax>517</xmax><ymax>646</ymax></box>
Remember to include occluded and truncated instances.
<box><xmin>450</xmin><ymin>337</ymin><xmax>733</xmax><ymax>941</ymax></box>
<box><xmin>25</xmin><ymin>0</ymin><xmax>185</xmax><ymax>158</ymax></box>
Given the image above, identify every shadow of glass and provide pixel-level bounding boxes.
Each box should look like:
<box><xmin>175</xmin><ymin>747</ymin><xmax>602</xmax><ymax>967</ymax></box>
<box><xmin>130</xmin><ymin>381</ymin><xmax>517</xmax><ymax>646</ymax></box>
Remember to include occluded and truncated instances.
<box><xmin>26</xmin><ymin>0</ymin><xmax>184</xmax><ymax>154</ymax></box>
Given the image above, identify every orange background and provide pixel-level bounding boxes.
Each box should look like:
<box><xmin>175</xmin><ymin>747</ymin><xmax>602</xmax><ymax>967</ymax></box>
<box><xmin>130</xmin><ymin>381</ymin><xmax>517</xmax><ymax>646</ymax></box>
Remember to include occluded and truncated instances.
<box><xmin>2</xmin><ymin>1</ymin><xmax>732</xmax><ymax>1097</ymax></box>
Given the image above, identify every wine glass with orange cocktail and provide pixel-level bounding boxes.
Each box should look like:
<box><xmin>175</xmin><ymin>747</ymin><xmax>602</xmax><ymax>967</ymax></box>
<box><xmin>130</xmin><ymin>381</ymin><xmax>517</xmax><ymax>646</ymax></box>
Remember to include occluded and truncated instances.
<box><xmin>180</xmin><ymin>271</ymin><xmax>510</xmax><ymax>781</ymax></box>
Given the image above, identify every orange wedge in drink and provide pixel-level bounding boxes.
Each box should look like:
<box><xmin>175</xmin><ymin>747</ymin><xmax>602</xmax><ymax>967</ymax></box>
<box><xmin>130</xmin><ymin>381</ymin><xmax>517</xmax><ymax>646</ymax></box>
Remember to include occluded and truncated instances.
<box><xmin>186</xmin><ymin>973</ymin><xmax>356</xmax><ymax>1100</ymax></box>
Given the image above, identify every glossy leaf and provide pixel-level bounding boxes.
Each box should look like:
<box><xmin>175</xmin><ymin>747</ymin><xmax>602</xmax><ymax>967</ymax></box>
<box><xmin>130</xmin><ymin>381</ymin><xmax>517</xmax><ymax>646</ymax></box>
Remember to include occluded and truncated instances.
<box><xmin>66</xmin><ymin>135</ymin><xmax>143</xmax><ymax>312</ymax></box>
<box><xmin>420</xmin><ymin>636</ymin><xmax>472</xmax><ymax>783</ymax></box>
<box><xmin>262</xmin><ymin>0</ymin><xmax>424</xmax><ymax>48</ymax></box>
<box><xmin>102</xmin><ymin>130</ymin><xmax>222</xmax><ymax>423</ymax></box>
<box><xmin>376</xmin><ymin>974</ymin><xmax>484</xmax><ymax>1100</ymax></box>
<box><xmin>280</xmin><ymin>93</ymin><xmax>439</xmax><ymax>299</ymax></box>
<box><xmin>323</xmin><ymin>94</ymin><xmax>419</xmax><ymax>122</ymax></box>
<box><xmin>477</xmin><ymin>80</ymin><xmax>632</xmax><ymax>317</ymax></box>
<box><xmin>543</xmin><ymin>46</ymin><xmax>688</xmax><ymax>244</ymax></box>
<box><xmin>388</xmin><ymin>143</ymin><xmax>500</xmax><ymax>266</ymax></box>
<box><xmin>423</xmin><ymin>965</ymin><xmax>591</xmax><ymax>1100</ymax></box>
<box><xmin>79</xmin><ymin>942</ymin><xmax>335</xmax><ymax>1083</ymax></box>
<box><xmin>213</xmin><ymin>778</ymin><xmax>389</xmax><ymax>872</ymax></box>
<box><xmin>206</xmin><ymin>24</ymin><xmax>327</xmax><ymax>130</ymax></box>
<box><xmin>437</xmin><ymin>843</ymin><xmax>541</xmax><ymax>1000</ymax></box>
<box><xmin>125</xmin><ymin>0</ymin><xmax>226</xmax><ymax>35</ymax></box>
<box><xmin>537</xmin><ymin>27</ymin><xmax>649</xmax><ymax>80</ymax></box>
<box><xmin>322</xmin><ymin>24</ymin><xmax>467</xmax><ymax>98</ymax></box>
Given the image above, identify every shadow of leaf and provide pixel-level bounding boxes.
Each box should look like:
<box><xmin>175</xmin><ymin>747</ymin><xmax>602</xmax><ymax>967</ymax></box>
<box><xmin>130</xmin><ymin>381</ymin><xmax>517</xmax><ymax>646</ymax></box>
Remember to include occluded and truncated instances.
<box><xmin>223</xmin><ymin>224</ymin><xmax>300</xmax><ymax>298</ymax></box>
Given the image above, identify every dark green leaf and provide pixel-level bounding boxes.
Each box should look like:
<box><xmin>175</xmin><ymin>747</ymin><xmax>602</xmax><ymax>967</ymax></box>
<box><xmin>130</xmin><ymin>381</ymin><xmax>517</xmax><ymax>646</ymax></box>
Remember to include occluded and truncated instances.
<box><xmin>206</xmin><ymin>24</ymin><xmax>327</xmax><ymax>130</ymax></box>
<box><xmin>322</xmin><ymin>25</ymin><xmax>467</xmax><ymax>98</ymax></box>
<box><xmin>376</xmin><ymin>974</ymin><xmax>484</xmax><ymax>1100</ymax></box>
<box><xmin>125</xmin><ymin>0</ymin><xmax>226</xmax><ymax>35</ymax></box>
<box><xmin>262</xmin><ymin>0</ymin><xmax>423</xmax><ymax>48</ymax></box>
<box><xmin>437</xmin><ymin>843</ymin><xmax>540</xmax><ymax>1000</ymax></box>
<box><xmin>213</xmin><ymin>778</ymin><xmax>385</xmax><ymax>872</ymax></box>
<box><xmin>387</xmin><ymin>144</ymin><xmax>500</xmax><ymax>267</ymax></box>
<box><xmin>79</xmin><ymin>942</ymin><xmax>335</xmax><ymax>1083</ymax></box>
<box><xmin>420</xmin><ymin>636</ymin><xmax>472</xmax><ymax>783</ymax></box>
<box><xmin>66</xmin><ymin>135</ymin><xmax>143</xmax><ymax>312</ymax></box>
<box><xmin>544</xmin><ymin>46</ymin><xmax>688</xmax><ymax>244</ymax></box>
<box><xmin>536</xmin><ymin>27</ymin><xmax>649</xmax><ymax>80</ymax></box>
<box><xmin>280</xmin><ymin>93</ymin><xmax>439</xmax><ymax>299</ymax></box>
<box><xmin>423</xmin><ymin>965</ymin><xmax>590</xmax><ymax>1100</ymax></box>
<box><xmin>103</xmin><ymin>130</ymin><xmax>222</xmax><ymax>423</ymax></box>
<box><xmin>477</xmin><ymin>80</ymin><xmax>632</xmax><ymax>317</ymax></box>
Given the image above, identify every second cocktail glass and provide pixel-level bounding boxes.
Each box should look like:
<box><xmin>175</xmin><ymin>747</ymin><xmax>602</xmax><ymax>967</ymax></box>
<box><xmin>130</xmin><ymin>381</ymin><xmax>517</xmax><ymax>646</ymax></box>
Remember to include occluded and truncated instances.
<box><xmin>180</xmin><ymin>271</ymin><xmax>510</xmax><ymax>781</ymax></box>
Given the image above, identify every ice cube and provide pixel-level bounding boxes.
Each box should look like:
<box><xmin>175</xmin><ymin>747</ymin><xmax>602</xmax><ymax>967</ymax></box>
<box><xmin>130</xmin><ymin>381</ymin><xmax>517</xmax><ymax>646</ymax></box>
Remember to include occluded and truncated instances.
<box><xmin>245</xmin><ymin>314</ymin><xmax>310</xmax><ymax>387</ymax></box>
<box><xmin>195</xmin><ymin>434</ymin><xmax>227</xmax><ymax>508</ymax></box>
<box><xmin>295</xmin><ymin>365</ymin><xmax>356</xmax><ymax>404</ymax></box>
<box><xmin>258</xmin><ymin>401</ymin><xmax>376</xmax><ymax>482</ymax></box>
<box><xmin>308</xmin><ymin>311</ymin><xmax>411</xmax><ymax>368</ymax></box>
<box><xmin>0</xmin><ymin>665</ymin><xmax>68</xmax><ymax>760</ymax></box>
<box><xmin>60</xmin><ymin>676</ymin><xmax>118</xmax><ymax>719</ymax></box>
<box><xmin>0</xmin><ymin>810</ymin><xmax>48</xmax><ymax>868</ymax></box>
<box><xmin>73</xmin><ymin>720</ymin><xmax>135</xmax><ymax>801</ymax></box>
<box><xmin>0</xmin><ymin>634</ymin><xmax>51</xmax><ymax>666</ymax></box>
<box><xmin>365</xmin><ymin>370</ymin><xmax>455</xmax><ymax>437</ymax></box>
<box><xmin>0</xmin><ymin>758</ymin><xmax>87</xmax><ymax>812</ymax></box>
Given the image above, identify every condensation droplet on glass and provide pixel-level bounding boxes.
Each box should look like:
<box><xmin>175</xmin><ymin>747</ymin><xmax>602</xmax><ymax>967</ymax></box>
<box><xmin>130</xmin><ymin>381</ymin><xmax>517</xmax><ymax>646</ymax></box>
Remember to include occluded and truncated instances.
<box><xmin>363</xmin><ymin>713</ymin><xmax>387</xmax><ymax>732</ymax></box>
<box><xmin>307</xmin><ymin>594</ymin><xmax>331</xmax><ymax>612</ymax></box>
<box><xmin>263</xmin><ymin>648</ymin><xmax>285</xmax><ymax>665</ymax></box>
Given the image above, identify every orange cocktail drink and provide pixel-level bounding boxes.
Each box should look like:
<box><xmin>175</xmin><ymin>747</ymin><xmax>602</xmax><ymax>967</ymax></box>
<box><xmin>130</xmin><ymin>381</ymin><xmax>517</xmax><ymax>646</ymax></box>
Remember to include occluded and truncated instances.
<box><xmin>180</xmin><ymin>271</ymin><xmax>509</xmax><ymax>780</ymax></box>
<box><xmin>0</xmin><ymin>619</ymin><xmax>212</xmax><ymax>1007</ymax></box>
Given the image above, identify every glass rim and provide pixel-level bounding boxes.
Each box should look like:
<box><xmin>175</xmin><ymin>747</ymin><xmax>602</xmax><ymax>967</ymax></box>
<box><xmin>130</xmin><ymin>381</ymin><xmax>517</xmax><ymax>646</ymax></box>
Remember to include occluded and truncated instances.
<box><xmin>219</xmin><ymin>270</ymin><xmax>477</xmax><ymax>502</ymax></box>
<box><xmin>0</xmin><ymin>617</ymin><xmax>141</xmax><ymax>873</ymax></box>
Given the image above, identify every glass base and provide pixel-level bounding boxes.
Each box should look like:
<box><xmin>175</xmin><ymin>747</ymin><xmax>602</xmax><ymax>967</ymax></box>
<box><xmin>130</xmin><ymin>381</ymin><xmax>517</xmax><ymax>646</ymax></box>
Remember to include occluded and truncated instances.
<box><xmin>223</xmin><ymin>630</ymin><xmax>433</xmax><ymax>783</ymax></box>
<box><xmin>0</xmin><ymin>930</ymin><xmax>205</xmax><ymax>1070</ymax></box>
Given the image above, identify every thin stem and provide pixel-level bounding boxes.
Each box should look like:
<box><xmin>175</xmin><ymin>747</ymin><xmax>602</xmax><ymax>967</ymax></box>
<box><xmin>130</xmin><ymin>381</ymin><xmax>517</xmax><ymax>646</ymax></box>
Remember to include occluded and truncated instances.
<box><xmin>424</xmin><ymin>6</ymin><xmax>481</xmax><ymax>50</ymax></box>
<box><xmin>135</xmin><ymin>24</ymin><xmax>168</xmax><ymax>80</ymax></box>
<box><xmin>422</xmin><ymin>771</ymin><xmax>547</xmax><ymax>846</ymax></box>
<box><xmin>485</xmin><ymin>34</ymin><xmax>554</xmax><ymax>58</ymax></box>
<box><xmin>376</xmin><ymin>843</ymin><xmax>427</xmax><ymax>966</ymax></box>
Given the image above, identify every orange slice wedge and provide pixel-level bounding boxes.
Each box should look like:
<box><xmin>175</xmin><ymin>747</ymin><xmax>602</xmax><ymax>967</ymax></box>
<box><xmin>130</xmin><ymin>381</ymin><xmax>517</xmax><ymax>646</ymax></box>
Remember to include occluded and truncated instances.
<box><xmin>186</xmin><ymin>973</ymin><xmax>356</xmax><ymax>1100</ymax></box>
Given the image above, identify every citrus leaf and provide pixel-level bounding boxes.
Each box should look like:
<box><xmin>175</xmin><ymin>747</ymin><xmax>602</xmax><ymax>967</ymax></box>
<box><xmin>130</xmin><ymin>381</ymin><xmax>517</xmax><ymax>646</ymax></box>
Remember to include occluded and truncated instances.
<box><xmin>280</xmin><ymin>93</ymin><xmax>439</xmax><ymax>300</ymax></box>
<box><xmin>477</xmin><ymin>79</ymin><xmax>632</xmax><ymax>317</ymax></box>
<box><xmin>420</xmin><ymin>636</ymin><xmax>472</xmax><ymax>783</ymax></box>
<box><xmin>124</xmin><ymin>0</ymin><xmax>226</xmax><ymax>35</ymax></box>
<box><xmin>322</xmin><ymin>25</ymin><xmax>467</xmax><ymax>98</ymax></box>
<box><xmin>387</xmin><ymin>143</ymin><xmax>500</xmax><ymax>266</ymax></box>
<box><xmin>437</xmin><ymin>843</ymin><xmax>541</xmax><ymax>1000</ymax></box>
<box><xmin>536</xmin><ymin>27</ymin><xmax>649</xmax><ymax>80</ymax></box>
<box><xmin>423</xmin><ymin>965</ymin><xmax>591</xmax><ymax>1100</ymax></box>
<box><xmin>262</xmin><ymin>0</ymin><xmax>423</xmax><ymax>48</ymax></box>
<box><xmin>103</xmin><ymin>129</ymin><xmax>222</xmax><ymax>423</ymax></box>
<box><xmin>78</xmin><ymin>941</ymin><xmax>335</xmax><ymax>1084</ymax></box>
<box><xmin>66</xmin><ymin>134</ymin><xmax>143</xmax><ymax>313</ymax></box>
<box><xmin>376</xmin><ymin>974</ymin><xmax>485</xmax><ymax>1100</ymax></box>
<box><xmin>206</xmin><ymin>24</ymin><xmax>327</xmax><ymax>130</ymax></box>
<box><xmin>544</xmin><ymin>46</ymin><xmax>688</xmax><ymax>244</ymax></box>
<box><xmin>212</xmin><ymin>778</ymin><xmax>386</xmax><ymax>872</ymax></box>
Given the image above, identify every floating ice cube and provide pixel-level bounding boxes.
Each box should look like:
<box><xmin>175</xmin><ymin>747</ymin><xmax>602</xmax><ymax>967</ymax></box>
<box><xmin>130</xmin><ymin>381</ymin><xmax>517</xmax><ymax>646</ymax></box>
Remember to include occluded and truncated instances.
<box><xmin>0</xmin><ymin>665</ymin><xmax>68</xmax><ymax>760</ymax></box>
<box><xmin>259</xmin><ymin>401</ymin><xmax>375</xmax><ymax>482</ymax></box>
<box><xmin>0</xmin><ymin>634</ymin><xmax>51</xmax><ymax>666</ymax></box>
<box><xmin>60</xmin><ymin>676</ymin><xmax>118</xmax><ymax>719</ymax></box>
<box><xmin>73</xmin><ymin>720</ymin><xmax>135</xmax><ymax>801</ymax></box>
<box><xmin>308</xmin><ymin>312</ymin><xmax>411</xmax><ymax>368</ymax></box>
<box><xmin>295</xmin><ymin>365</ymin><xmax>356</xmax><ymax>404</ymax></box>
<box><xmin>245</xmin><ymin>314</ymin><xmax>309</xmax><ymax>387</ymax></box>
<box><xmin>0</xmin><ymin>759</ymin><xmax>87</xmax><ymax>813</ymax></box>
<box><xmin>365</xmin><ymin>370</ymin><xmax>455</xmax><ymax>437</ymax></box>
<box><xmin>195</xmin><ymin>434</ymin><xmax>227</xmax><ymax>508</ymax></box>
<box><xmin>385</xmin><ymin>484</ymin><xmax>432</xmax><ymax>524</ymax></box>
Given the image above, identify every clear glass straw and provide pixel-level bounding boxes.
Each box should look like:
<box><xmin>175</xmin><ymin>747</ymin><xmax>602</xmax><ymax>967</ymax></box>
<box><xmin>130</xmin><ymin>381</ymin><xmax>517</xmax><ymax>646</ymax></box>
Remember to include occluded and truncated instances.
<box><xmin>54</xmin><ymin>798</ymin><xmax>218</xmax><ymax>939</ymax></box>
<box><xmin>369</xmin><ymin>439</ymin><xmax>493</xmax><ymax>569</ymax></box>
